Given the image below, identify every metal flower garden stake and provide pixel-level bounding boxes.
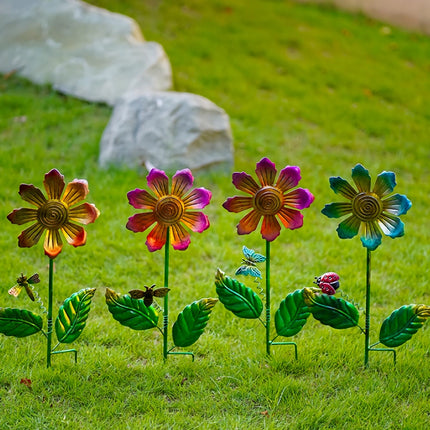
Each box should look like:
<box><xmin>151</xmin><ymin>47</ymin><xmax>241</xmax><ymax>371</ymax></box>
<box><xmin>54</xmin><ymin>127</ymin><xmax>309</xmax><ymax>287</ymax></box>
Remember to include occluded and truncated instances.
<box><xmin>220</xmin><ymin>158</ymin><xmax>314</xmax><ymax>356</ymax></box>
<box><xmin>322</xmin><ymin>164</ymin><xmax>429</xmax><ymax>366</ymax></box>
<box><xmin>3</xmin><ymin>169</ymin><xmax>100</xmax><ymax>367</ymax></box>
<box><xmin>106</xmin><ymin>168</ymin><xmax>217</xmax><ymax>360</ymax></box>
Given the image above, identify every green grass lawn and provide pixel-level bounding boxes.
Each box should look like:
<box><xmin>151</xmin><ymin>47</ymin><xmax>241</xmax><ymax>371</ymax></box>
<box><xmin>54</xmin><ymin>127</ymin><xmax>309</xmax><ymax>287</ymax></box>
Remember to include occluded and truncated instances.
<box><xmin>1</xmin><ymin>0</ymin><xmax>429</xmax><ymax>428</ymax></box>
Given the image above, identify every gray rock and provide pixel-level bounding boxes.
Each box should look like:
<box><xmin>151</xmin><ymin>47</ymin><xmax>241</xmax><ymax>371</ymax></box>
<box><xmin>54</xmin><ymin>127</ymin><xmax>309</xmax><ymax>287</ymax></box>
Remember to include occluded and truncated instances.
<box><xmin>99</xmin><ymin>92</ymin><xmax>234</xmax><ymax>172</ymax></box>
<box><xmin>0</xmin><ymin>0</ymin><xmax>172</xmax><ymax>105</ymax></box>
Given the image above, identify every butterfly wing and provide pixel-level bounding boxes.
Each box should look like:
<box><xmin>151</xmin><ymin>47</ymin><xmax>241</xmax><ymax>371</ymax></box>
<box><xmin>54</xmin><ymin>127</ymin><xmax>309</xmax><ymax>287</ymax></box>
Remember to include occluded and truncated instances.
<box><xmin>153</xmin><ymin>288</ymin><xmax>170</xmax><ymax>298</ymax></box>
<box><xmin>27</xmin><ymin>273</ymin><xmax>40</xmax><ymax>284</ymax></box>
<box><xmin>128</xmin><ymin>289</ymin><xmax>145</xmax><ymax>299</ymax></box>
<box><xmin>235</xmin><ymin>265</ymin><xmax>262</xmax><ymax>279</ymax></box>
<box><xmin>242</xmin><ymin>246</ymin><xmax>266</xmax><ymax>263</ymax></box>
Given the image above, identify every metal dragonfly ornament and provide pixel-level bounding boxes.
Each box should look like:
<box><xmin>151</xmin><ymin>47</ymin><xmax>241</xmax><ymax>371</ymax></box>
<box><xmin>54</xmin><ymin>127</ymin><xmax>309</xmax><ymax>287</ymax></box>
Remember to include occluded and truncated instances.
<box><xmin>8</xmin><ymin>273</ymin><xmax>40</xmax><ymax>301</ymax></box>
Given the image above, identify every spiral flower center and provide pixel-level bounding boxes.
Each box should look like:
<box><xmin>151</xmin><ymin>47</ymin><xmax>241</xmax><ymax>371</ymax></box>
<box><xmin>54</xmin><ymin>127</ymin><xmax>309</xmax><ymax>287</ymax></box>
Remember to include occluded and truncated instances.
<box><xmin>155</xmin><ymin>195</ymin><xmax>184</xmax><ymax>224</ymax></box>
<box><xmin>253</xmin><ymin>186</ymin><xmax>284</xmax><ymax>215</ymax></box>
<box><xmin>352</xmin><ymin>192</ymin><xmax>382</xmax><ymax>222</ymax></box>
<box><xmin>37</xmin><ymin>200</ymin><xmax>69</xmax><ymax>229</ymax></box>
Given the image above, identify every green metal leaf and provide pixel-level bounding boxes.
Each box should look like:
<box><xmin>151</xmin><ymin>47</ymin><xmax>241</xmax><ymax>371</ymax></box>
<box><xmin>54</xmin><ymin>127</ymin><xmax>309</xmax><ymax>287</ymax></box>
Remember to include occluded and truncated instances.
<box><xmin>215</xmin><ymin>269</ymin><xmax>263</xmax><ymax>319</ymax></box>
<box><xmin>303</xmin><ymin>287</ymin><xmax>359</xmax><ymax>329</ymax></box>
<box><xmin>172</xmin><ymin>298</ymin><xmax>218</xmax><ymax>347</ymax></box>
<box><xmin>105</xmin><ymin>288</ymin><xmax>159</xmax><ymax>330</ymax></box>
<box><xmin>275</xmin><ymin>289</ymin><xmax>310</xmax><ymax>337</ymax></box>
<box><xmin>379</xmin><ymin>304</ymin><xmax>430</xmax><ymax>347</ymax></box>
<box><xmin>0</xmin><ymin>307</ymin><xmax>43</xmax><ymax>338</ymax></box>
<box><xmin>55</xmin><ymin>288</ymin><xmax>96</xmax><ymax>344</ymax></box>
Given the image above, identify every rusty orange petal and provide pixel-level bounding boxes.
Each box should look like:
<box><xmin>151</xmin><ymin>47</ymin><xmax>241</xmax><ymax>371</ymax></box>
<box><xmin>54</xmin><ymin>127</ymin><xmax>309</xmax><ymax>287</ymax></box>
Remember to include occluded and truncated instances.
<box><xmin>19</xmin><ymin>184</ymin><xmax>47</xmax><ymax>208</ymax></box>
<box><xmin>222</xmin><ymin>196</ymin><xmax>253</xmax><ymax>213</ymax></box>
<box><xmin>18</xmin><ymin>222</ymin><xmax>45</xmax><ymax>248</ymax></box>
<box><xmin>146</xmin><ymin>222</ymin><xmax>168</xmax><ymax>252</ymax></box>
<box><xmin>61</xmin><ymin>222</ymin><xmax>87</xmax><ymax>247</ymax></box>
<box><xmin>43</xmin><ymin>169</ymin><xmax>65</xmax><ymax>200</ymax></box>
<box><xmin>261</xmin><ymin>214</ymin><xmax>281</xmax><ymax>241</ymax></box>
<box><xmin>255</xmin><ymin>157</ymin><xmax>277</xmax><ymax>187</ymax></box>
<box><xmin>170</xmin><ymin>222</ymin><xmax>191</xmax><ymax>251</ymax></box>
<box><xmin>7</xmin><ymin>208</ymin><xmax>38</xmax><ymax>225</ymax></box>
<box><xmin>62</xmin><ymin>180</ymin><xmax>89</xmax><ymax>207</ymax></box>
<box><xmin>69</xmin><ymin>203</ymin><xmax>100</xmax><ymax>225</ymax></box>
<box><xmin>43</xmin><ymin>229</ymin><xmax>63</xmax><ymax>258</ymax></box>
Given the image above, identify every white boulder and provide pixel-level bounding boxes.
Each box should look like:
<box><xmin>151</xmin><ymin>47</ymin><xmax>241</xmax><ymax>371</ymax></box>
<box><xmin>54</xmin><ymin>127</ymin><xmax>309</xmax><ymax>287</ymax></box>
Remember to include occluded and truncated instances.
<box><xmin>0</xmin><ymin>0</ymin><xmax>172</xmax><ymax>105</ymax></box>
<box><xmin>99</xmin><ymin>92</ymin><xmax>234</xmax><ymax>172</ymax></box>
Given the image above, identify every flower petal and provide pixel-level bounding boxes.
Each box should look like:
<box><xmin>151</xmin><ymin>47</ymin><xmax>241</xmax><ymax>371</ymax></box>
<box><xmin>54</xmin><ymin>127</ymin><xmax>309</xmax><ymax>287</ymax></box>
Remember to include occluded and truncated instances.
<box><xmin>222</xmin><ymin>196</ymin><xmax>253</xmax><ymax>213</ymax></box>
<box><xmin>261</xmin><ymin>215</ymin><xmax>281</xmax><ymax>241</ymax></box>
<box><xmin>43</xmin><ymin>169</ymin><xmax>65</xmax><ymax>200</ymax></box>
<box><xmin>146</xmin><ymin>223</ymin><xmax>168</xmax><ymax>252</ymax></box>
<box><xmin>276</xmin><ymin>166</ymin><xmax>301</xmax><ymax>192</ymax></box>
<box><xmin>181</xmin><ymin>212</ymin><xmax>210</xmax><ymax>233</ymax></box>
<box><xmin>359</xmin><ymin>221</ymin><xmax>382</xmax><ymax>251</ymax></box>
<box><xmin>284</xmin><ymin>188</ymin><xmax>314</xmax><ymax>209</ymax></box>
<box><xmin>127</xmin><ymin>189</ymin><xmax>157</xmax><ymax>210</ymax></box>
<box><xmin>277</xmin><ymin>207</ymin><xmax>304</xmax><ymax>230</ymax></box>
<box><xmin>255</xmin><ymin>157</ymin><xmax>277</xmax><ymax>187</ymax></box>
<box><xmin>382</xmin><ymin>194</ymin><xmax>412</xmax><ymax>216</ymax></box>
<box><xmin>18</xmin><ymin>223</ymin><xmax>45</xmax><ymax>248</ymax></box>
<box><xmin>126</xmin><ymin>212</ymin><xmax>156</xmax><ymax>233</ymax></box>
<box><xmin>232</xmin><ymin>172</ymin><xmax>260</xmax><ymax>195</ymax></box>
<box><xmin>7</xmin><ymin>208</ymin><xmax>38</xmax><ymax>225</ymax></box>
<box><xmin>170</xmin><ymin>223</ymin><xmax>191</xmax><ymax>251</ymax></box>
<box><xmin>378</xmin><ymin>213</ymin><xmax>405</xmax><ymax>238</ymax></box>
<box><xmin>147</xmin><ymin>169</ymin><xmax>169</xmax><ymax>198</ymax></box>
<box><xmin>237</xmin><ymin>210</ymin><xmax>261</xmax><ymax>235</ymax></box>
<box><xmin>182</xmin><ymin>188</ymin><xmax>212</xmax><ymax>209</ymax></box>
<box><xmin>321</xmin><ymin>202</ymin><xmax>352</xmax><ymax>219</ymax></box>
<box><xmin>62</xmin><ymin>180</ymin><xmax>89</xmax><ymax>207</ymax></box>
<box><xmin>351</xmin><ymin>164</ymin><xmax>371</xmax><ymax>193</ymax></box>
<box><xmin>171</xmin><ymin>169</ymin><xmax>194</xmax><ymax>198</ymax></box>
<box><xmin>44</xmin><ymin>229</ymin><xmax>63</xmax><ymax>258</ymax></box>
<box><xmin>69</xmin><ymin>203</ymin><xmax>100</xmax><ymax>225</ymax></box>
<box><xmin>19</xmin><ymin>184</ymin><xmax>47</xmax><ymax>207</ymax></box>
<box><xmin>329</xmin><ymin>177</ymin><xmax>357</xmax><ymax>200</ymax></box>
<box><xmin>373</xmin><ymin>171</ymin><xmax>396</xmax><ymax>197</ymax></box>
<box><xmin>336</xmin><ymin>215</ymin><xmax>360</xmax><ymax>239</ymax></box>
<box><xmin>61</xmin><ymin>222</ymin><xmax>86</xmax><ymax>247</ymax></box>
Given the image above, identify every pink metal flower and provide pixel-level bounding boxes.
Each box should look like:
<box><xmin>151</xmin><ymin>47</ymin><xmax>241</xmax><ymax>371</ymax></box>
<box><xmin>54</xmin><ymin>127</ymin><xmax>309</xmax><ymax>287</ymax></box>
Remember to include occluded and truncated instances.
<box><xmin>7</xmin><ymin>169</ymin><xmax>100</xmax><ymax>259</ymax></box>
<box><xmin>126</xmin><ymin>168</ymin><xmax>211</xmax><ymax>252</ymax></box>
<box><xmin>223</xmin><ymin>158</ymin><xmax>314</xmax><ymax>241</ymax></box>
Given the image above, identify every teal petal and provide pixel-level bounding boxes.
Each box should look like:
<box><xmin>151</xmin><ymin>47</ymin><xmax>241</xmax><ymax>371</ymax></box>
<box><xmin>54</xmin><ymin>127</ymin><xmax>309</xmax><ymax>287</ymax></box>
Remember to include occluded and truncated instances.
<box><xmin>373</xmin><ymin>171</ymin><xmax>396</xmax><ymax>197</ymax></box>
<box><xmin>378</xmin><ymin>214</ymin><xmax>405</xmax><ymax>238</ymax></box>
<box><xmin>360</xmin><ymin>221</ymin><xmax>382</xmax><ymax>251</ymax></box>
<box><xmin>321</xmin><ymin>202</ymin><xmax>352</xmax><ymax>219</ymax></box>
<box><xmin>351</xmin><ymin>164</ymin><xmax>371</xmax><ymax>193</ymax></box>
<box><xmin>336</xmin><ymin>214</ymin><xmax>360</xmax><ymax>239</ymax></box>
<box><xmin>329</xmin><ymin>177</ymin><xmax>357</xmax><ymax>200</ymax></box>
<box><xmin>383</xmin><ymin>194</ymin><xmax>412</xmax><ymax>216</ymax></box>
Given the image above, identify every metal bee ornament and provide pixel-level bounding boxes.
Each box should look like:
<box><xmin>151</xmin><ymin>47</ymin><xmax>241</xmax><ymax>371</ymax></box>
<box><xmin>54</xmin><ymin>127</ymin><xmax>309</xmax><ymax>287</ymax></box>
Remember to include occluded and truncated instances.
<box><xmin>235</xmin><ymin>246</ymin><xmax>266</xmax><ymax>279</ymax></box>
<box><xmin>129</xmin><ymin>284</ymin><xmax>170</xmax><ymax>307</ymax></box>
<box><xmin>314</xmin><ymin>272</ymin><xmax>340</xmax><ymax>295</ymax></box>
<box><xmin>8</xmin><ymin>273</ymin><xmax>40</xmax><ymax>301</ymax></box>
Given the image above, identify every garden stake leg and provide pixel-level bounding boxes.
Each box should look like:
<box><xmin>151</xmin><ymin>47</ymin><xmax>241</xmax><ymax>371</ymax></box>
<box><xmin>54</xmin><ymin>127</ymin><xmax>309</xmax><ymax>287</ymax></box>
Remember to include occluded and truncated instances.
<box><xmin>364</xmin><ymin>248</ymin><xmax>371</xmax><ymax>367</ymax></box>
<box><xmin>163</xmin><ymin>230</ymin><xmax>170</xmax><ymax>360</ymax></box>
<box><xmin>47</xmin><ymin>257</ymin><xmax>54</xmax><ymax>368</ymax></box>
<box><xmin>266</xmin><ymin>240</ymin><xmax>271</xmax><ymax>356</ymax></box>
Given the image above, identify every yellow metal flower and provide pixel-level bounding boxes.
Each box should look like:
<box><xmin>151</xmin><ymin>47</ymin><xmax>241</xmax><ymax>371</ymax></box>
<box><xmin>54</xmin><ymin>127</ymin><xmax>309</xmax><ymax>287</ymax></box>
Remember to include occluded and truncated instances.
<box><xmin>7</xmin><ymin>169</ymin><xmax>100</xmax><ymax>259</ymax></box>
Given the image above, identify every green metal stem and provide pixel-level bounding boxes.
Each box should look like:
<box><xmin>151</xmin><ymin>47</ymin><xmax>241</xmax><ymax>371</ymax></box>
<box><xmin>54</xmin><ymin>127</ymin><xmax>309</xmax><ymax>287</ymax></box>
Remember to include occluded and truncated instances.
<box><xmin>266</xmin><ymin>240</ymin><xmax>271</xmax><ymax>356</ymax></box>
<box><xmin>163</xmin><ymin>230</ymin><xmax>170</xmax><ymax>360</ymax></box>
<box><xmin>47</xmin><ymin>257</ymin><xmax>54</xmax><ymax>368</ymax></box>
<box><xmin>364</xmin><ymin>248</ymin><xmax>371</xmax><ymax>367</ymax></box>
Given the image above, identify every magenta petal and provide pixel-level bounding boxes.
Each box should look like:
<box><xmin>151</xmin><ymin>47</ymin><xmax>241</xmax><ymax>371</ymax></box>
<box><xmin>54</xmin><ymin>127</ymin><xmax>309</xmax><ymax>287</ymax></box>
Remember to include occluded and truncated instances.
<box><xmin>172</xmin><ymin>169</ymin><xmax>194</xmax><ymax>197</ymax></box>
<box><xmin>127</xmin><ymin>189</ymin><xmax>157</xmax><ymax>209</ymax></box>
<box><xmin>181</xmin><ymin>212</ymin><xmax>210</xmax><ymax>232</ymax></box>
<box><xmin>147</xmin><ymin>168</ymin><xmax>169</xmax><ymax>197</ymax></box>
<box><xmin>183</xmin><ymin>188</ymin><xmax>212</xmax><ymax>209</ymax></box>
<box><xmin>277</xmin><ymin>207</ymin><xmax>304</xmax><ymax>230</ymax></box>
<box><xmin>255</xmin><ymin>157</ymin><xmax>277</xmax><ymax>186</ymax></box>
<box><xmin>222</xmin><ymin>196</ymin><xmax>253</xmax><ymax>213</ymax></box>
<box><xmin>276</xmin><ymin>166</ymin><xmax>301</xmax><ymax>192</ymax></box>
<box><xmin>232</xmin><ymin>172</ymin><xmax>260</xmax><ymax>195</ymax></box>
<box><xmin>170</xmin><ymin>223</ymin><xmax>191</xmax><ymax>251</ymax></box>
<box><xmin>284</xmin><ymin>188</ymin><xmax>314</xmax><ymax>209</ymax></box>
